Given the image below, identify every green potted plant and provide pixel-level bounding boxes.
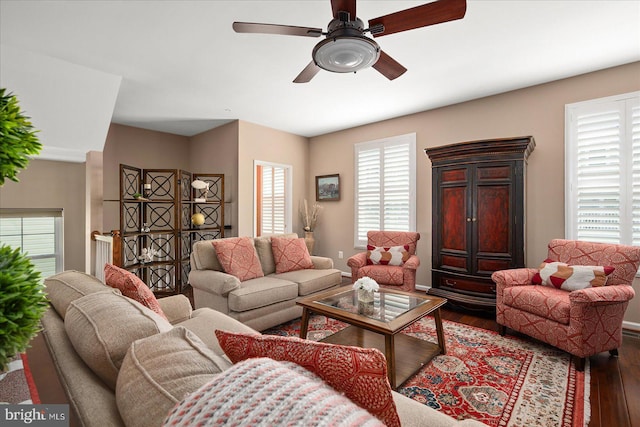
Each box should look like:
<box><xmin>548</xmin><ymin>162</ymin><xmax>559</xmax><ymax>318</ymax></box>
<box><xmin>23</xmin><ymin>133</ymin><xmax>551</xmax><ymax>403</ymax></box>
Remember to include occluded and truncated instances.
<box><xmin>0</xmin><ymin>246</ymin><xmax>48</xmax><ymax>369</ymax></box>
<box><xmin>0</xmin><ymin>88</ymin><xmax>47</xmax><ymax>370</ymax></box>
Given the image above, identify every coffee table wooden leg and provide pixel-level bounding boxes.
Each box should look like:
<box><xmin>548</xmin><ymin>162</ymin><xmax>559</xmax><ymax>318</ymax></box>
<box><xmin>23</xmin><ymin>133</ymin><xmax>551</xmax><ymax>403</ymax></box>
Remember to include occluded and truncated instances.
<box><xmin>300</xmin><ymin>308</ymin><xmax>310</xmax><ymax>339</ymax></box>
<box><xmin>433</xmin><ymin>308</ymin><xmax>447</xmax><ymax>355</ymax></box>
<box><xmin>385</xmin><ymin>334</ymin><xmax>396</xmax><ymax>389</ymax></box>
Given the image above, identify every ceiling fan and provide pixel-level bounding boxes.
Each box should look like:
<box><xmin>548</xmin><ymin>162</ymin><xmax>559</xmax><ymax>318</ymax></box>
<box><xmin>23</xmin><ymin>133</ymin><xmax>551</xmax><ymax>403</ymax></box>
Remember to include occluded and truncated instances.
<box><xmin>233</xmin><ymin>0</ymin><xmax>467</xmax><ymax>83</ymax></box>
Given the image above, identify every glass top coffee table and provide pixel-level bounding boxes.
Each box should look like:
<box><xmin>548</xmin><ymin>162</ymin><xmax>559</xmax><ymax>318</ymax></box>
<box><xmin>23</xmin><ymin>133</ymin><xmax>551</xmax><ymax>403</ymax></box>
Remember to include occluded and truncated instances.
<box><xmin>297</xmin><ymin>285</ymin><xmax>447</xmax><ymax>389</ymax></box>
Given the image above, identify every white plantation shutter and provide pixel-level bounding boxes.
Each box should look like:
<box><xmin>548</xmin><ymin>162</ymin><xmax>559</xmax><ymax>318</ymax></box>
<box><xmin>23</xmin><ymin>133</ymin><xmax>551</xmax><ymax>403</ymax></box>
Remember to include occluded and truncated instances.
<box><xmin>632</xmin><ymin>103</ymin><xmax>640</xmax><ymax>246</ymax></box>
<box><xmin>261</xmin><ymin>165</ymin><xmax>287</xmax><ymax>235</ymax></box>
<box><xmin>566</xmin><ymin>91</ymin><xmax>640</xmax><ymax>247</ymax></box>
<box><xmin>0</xmin><ymin>209</ymin><xmax>63</xmax><ymax>281</ymax></box>
<box><xmin>354</xmin><ymin>133</ymin><xmax>416</xmax><ymax>247</ymax></box>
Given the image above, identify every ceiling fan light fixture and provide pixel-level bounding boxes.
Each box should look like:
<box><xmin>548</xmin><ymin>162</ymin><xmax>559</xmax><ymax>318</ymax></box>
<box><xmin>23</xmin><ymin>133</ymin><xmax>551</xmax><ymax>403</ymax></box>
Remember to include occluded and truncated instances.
<box><xmin>312</xmin><ymin>36</ymin><xmax>380</xmax><ymax>73</ymax></box>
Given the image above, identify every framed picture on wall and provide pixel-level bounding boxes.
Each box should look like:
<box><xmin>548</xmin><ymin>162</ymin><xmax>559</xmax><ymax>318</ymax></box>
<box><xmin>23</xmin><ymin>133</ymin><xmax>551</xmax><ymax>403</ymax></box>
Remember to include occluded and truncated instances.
<box><xmin>316</xmin><ymin>174</ymin><xmax>340</xmax><ymax>201</ymax></box>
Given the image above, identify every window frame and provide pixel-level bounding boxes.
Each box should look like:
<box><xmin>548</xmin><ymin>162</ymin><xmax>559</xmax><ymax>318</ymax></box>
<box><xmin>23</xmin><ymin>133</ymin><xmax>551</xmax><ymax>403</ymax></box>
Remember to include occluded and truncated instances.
<box><xmin>353</xmin><ymin>133</ymin><xmax>417</xmax><ymax>248</ymax></box>
<box><xmin>254</xmin><ymin>160</ymin><xmax>292</xmax><ymax>236</ymax></box>
<box><xmin>565</xmin><ymin>90</ymin><xmax>639</xmax><ymax>246</ymax></box>
<box><xmin>0</xmin><ymin>209</ymin><xmax>64</xmax><ymax>280</ymax></box>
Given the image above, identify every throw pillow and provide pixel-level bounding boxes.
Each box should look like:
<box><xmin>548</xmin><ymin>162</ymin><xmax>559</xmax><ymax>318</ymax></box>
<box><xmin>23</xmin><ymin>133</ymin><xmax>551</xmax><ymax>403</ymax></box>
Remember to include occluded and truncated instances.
<box><xmin>215</xmin><ymin>330</ymin><xmax>400</xmax><ymax>427</ymax></box>
<box><xmin>271</xmin><ymin>237</ymin><xmax>314</xmax><ymax>273</ymax></box>
<box><xmin>163</xmin><ymin>358</ymin><xmax>385</xmax><ymax>427</ymax></box>
<box><xmin>532</xmin><ymin>259</ymin><xmax>615</xmax><ymax>291</ymax></box>
<box><xmin>104</xmin><ymin>263</ymin><xmax>167</xmax><ymax>319</ymax></box>
<box><xmin>366</xmin><ymin>245</ymin><xmax>410</xmax><ymax>266</ymax></box>
<box><xmin>211</xmin><ymin>237</ymin><xmax>264</xmax><ymax>282</ymax></box>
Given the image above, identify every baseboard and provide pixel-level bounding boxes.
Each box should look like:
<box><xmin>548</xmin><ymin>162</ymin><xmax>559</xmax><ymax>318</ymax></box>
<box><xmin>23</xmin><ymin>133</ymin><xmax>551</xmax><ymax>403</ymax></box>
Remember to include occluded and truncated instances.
<box><xmin>340</xmin><ymin>271</ymin><xmax>351</xmax><ymax>278</ymax></box>
<box><xmin>622</xmin><ymin>321</ymin><xmax>640</xmax><ymax>336</ymax></box>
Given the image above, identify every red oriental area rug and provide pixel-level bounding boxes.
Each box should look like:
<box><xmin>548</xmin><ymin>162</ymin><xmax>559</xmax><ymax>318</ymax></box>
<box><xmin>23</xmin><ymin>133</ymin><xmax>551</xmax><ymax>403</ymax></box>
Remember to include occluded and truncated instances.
<box><xmin>264</xmin><ymin>315</ymin><xmax>590</xmax><ymax>427</ymax></box>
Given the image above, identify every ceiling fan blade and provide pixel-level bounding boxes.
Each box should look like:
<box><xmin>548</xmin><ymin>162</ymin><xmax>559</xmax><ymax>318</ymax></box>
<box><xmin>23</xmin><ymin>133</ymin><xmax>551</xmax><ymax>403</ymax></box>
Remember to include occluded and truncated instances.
<box><xmin>331</xmin><ymin>0</ymin><xmax>356</xmax><ymax>20</ymax></box>
<box><xmin>372</xmin><ymin>51</ymin><xmax>407</xmax><ymax>81</ymax></box>
<box><xmin>368</xmin><ymin>0</ymin><xmax>466</xmax><ymax>37</ymax></box>
<box><xmin>293</xmin><ymin>61</ymin><xmax>322</xmax><ymax>83</ymax></box>
<box><xmin>233</xmin><ymin>22</ymin><xmax>322</xmax><ymax>37</ymax></box>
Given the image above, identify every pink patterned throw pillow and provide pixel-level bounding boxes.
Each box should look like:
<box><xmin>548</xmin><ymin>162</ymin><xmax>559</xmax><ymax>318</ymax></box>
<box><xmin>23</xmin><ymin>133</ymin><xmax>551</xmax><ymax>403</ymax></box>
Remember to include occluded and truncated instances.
<box><xmin>104</xmin><ymin>263</ymin><xmax>167</xmax><ymax>319</ymax></box>
<box><xmin>532</xmin><ymin>259</ymin><xmax>615</xmax><ymax>291</ymax></box>
<box><xmin>271</xmin><ymin>237</ymin><xmax>314</xmax><ymax>273</ymax></box>
<box><xmin>211</xmin><ymin>237</ymin><xmax>264</xmax><ymax>282</ymax></box>
<box><xmin>366</xmin><ymin>245</ymin><xmax>410</xmax><ymax>266</ymax></box>
<box><xmin>215</xmin><ymin>330</ymin><xmax>400</xmax><ymax>427</ymax></box>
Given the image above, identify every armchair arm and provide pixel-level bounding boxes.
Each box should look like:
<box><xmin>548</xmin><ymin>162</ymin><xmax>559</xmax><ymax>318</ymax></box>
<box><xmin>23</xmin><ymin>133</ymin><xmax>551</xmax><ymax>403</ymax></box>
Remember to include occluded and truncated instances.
<box><xmin>189</xmin><ymin>270</ymin><xmax>241</xmax><ymax>297</ymax></box>
<box><xmin>403</xmin><ymin>255</ymin><xmax>420</xmax><ymax>270</ymax></box>
<box><xmin>491</xmin><ymin>268</ymin><xmax>538</xmax><ymax>289</ymax></box>
<box><xmin>310</xmin><ymin>255</ymin><xmax>334</xmax><ymax>270</ymax></box>
<box><xmin>347</xmin><ymin>252</ymin><xmax>367</xmax><ymax>269</ymax></box>
<box><xmin>570</xmin><ymin>284</ymin><xmax>635</xmax><ymax>305</ymax></box>
<box><xmin>157</xmin><ymin>294</ymin><xmax>193</xmax><ymax>324</ymax></box>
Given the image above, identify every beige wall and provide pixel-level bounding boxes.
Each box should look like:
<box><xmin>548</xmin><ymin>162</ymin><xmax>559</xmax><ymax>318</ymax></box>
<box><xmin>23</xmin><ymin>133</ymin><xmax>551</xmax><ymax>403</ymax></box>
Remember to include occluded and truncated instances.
<box><xmin>237</xmin><ymin>120</ymin><xmax>309</xmax><ymax>237</ymax></box>
<box><xmin>102</xmin><ymin>123</ymin><xmax>191</xmax><ymax>231</ymax></box>
<box><xmin>309</xmin><ymin>61</ymin><xmax>640</xmax><ymax>324</ymax></box>
<box><xmin>189</xmin><ymin>121</ymin><xmax>239</xmax><ymax>237</ymax></box>
<box><xmin>0</xmin><ymin>159</ymin><xmax>86</xmax><ymax>271</ymax></box>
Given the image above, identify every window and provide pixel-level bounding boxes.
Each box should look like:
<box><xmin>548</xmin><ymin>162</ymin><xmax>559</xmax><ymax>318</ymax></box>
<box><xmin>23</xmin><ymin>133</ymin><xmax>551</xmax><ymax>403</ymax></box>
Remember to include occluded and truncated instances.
<box><xmin>565</xmin><ymin>91</ymin><xmax>640</xmax><ymax>245</ymax></box>
<box><xmin>0</xmin><ymin>209</ymin><xmax>64</xmax><ymax>281</ymax></box>
<box><xmin>354</xmin><ymin>133</ymin><xmax>416</xmax><ymax>247</ymax></box>
<box><xmin>255</xmin><ymin>161</ymin><xmax>292</xmax><ymax>236</ymax></box>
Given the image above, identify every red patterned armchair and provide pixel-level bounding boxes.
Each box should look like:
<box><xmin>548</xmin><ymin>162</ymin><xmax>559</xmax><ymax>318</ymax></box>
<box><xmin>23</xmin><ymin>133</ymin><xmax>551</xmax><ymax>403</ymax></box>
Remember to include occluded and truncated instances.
<box><xmin>347</xmin><ymin>231</ymin><xmax>421</xmax><ymax>292</ymax></box>
<box><xmin>493</xmin><ymin>239</ymin><xmax>640</xmax><ymax>370</ymax></box>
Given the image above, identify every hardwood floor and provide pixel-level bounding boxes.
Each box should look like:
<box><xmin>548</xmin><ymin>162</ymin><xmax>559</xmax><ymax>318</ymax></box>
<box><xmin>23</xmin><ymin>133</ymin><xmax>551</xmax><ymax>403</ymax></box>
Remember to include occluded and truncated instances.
<box><xmin>439</xmin><ymin>306</ymin><xmax>640</xmax><ymax>427</ymax></box>
<box><xmin>27</xmin><ymin>290</ymin><xmax>639</xmax><ymax>427</ymax></box>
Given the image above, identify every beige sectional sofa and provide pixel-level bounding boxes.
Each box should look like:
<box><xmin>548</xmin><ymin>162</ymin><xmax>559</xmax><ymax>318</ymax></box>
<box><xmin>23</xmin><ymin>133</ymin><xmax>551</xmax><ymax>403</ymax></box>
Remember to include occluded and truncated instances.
<box><xmin>189</xmin><ymin>233</ymin><xmax>342</xmax><ymax>331</ymax></box>
<box><xmin>40</xmin><ymin>270</ymin><xmax>488</xmax><ymax>427</ymax></box>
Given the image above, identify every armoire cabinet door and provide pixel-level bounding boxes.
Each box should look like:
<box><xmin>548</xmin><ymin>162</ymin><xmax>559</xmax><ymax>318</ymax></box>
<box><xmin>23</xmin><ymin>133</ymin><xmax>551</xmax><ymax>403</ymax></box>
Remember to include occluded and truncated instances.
<box><xmin>473</xmin><ymin>163</ymin><xmax>517</xmax><ymax>276</ymax></box>
<box><xmin>437</xmin><ymin>166</ymin><xmax>471</xmax><ymax>274</ymax></box>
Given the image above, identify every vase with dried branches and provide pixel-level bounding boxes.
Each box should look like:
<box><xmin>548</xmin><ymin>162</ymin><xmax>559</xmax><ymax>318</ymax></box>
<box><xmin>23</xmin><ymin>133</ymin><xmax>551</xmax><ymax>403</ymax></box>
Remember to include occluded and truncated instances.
<box><xmin>300</xmin><ymin>199</ymin><xmax>322</xmax><ymax>255</ymax></box>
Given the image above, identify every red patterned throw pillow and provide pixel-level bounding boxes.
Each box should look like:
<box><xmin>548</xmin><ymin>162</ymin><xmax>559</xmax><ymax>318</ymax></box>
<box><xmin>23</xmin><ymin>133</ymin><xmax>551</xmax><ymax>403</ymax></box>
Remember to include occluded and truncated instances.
<box><xmin>271</xmin><ymin>237</ymin><xmax>314</xmax><ymax>273</ymax></box>
<box><xmin>366</xmin><ymin>245</ymin><xmax>410</xmax><ymax>266</ymax></box>
<box><xmin>532</xmin><ymin>259</ymin><xmax>615</xmax><ymax>291</ymax></box>
<box><xmin>104</xmin><ymin>263</ymin><xmax>167</xmax><ymax>319</ymax></box>
<box><xmin>215</xmin><ymin>330</ymin><xmax>400</xmax><ymax>427</ymax></box>
<box><xmin>211</xmin><ymin>237</ymin><xmax>264</xmax><ymax>282</ymax></box>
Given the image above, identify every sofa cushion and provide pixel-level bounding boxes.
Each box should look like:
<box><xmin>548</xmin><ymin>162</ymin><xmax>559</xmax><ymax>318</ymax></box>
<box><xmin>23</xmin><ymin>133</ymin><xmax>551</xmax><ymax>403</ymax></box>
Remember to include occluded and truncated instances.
<box><xmin>212</xmin><ymin>237</ymin><xmax>264</xmax><ymax>282</ymax></box>
<box><xmin>215</xmin><ymin>330</ymin><xmax>400</xmax><ymax>427</ymax></box>
<box><xmin>227</xmin><ymin>276</ymin><xmax>298</xmax><ymax>312</ymax></box>
<box><xmin>367</xmin><ymin>245</ymin><xmax>410</xmax><ymax>266</ymax></box>
<box><xmin>357</xmin><ymin>265</ymin><xmax>404</xmax><ymax>286</ymax></box>
<box><xmin>116</xmin><ymin>327</ymin><xmax>228</xmax><ymax>427</ymax></box>
<box><xmin>271</xmin><ymin>237</ymin><xmax>314</xmax><ymax>273</ymax></box>
<box><xmin>163</xmin><ymin>357</ymin><xmax>385</xmax><ymax>427</ymax></box>
<box><xmin>64</xmin><ymin>292</ymin><xmax>173</xmax><ymax>390</ymax></box>
<box><xmin>503</xmin><ymin>285</ymin><xmax>571</xmax><ymax>325</ymax></box>
<box><xmin>273</xmin><ymin>268</ymin><xmax>341</xmax><ymax>296</ymax></box>
<box><xmin>532</xmin><ymin>260</ymin><xmax>615</xmax><ymax>291</ymax></box>
<box><xmin>191</xmin><ymin>240</ymin><xmax>223</xmax><ymax>271</ymax></box>
<box><xmin>44</xmin><ymin>270</ymin><xmax>116</xmax><ymax>318</ymax></box>
<box><xmin>104</xmin><ymin>263</ymin><xmax>167</xmax><ymax>319</ymax></box>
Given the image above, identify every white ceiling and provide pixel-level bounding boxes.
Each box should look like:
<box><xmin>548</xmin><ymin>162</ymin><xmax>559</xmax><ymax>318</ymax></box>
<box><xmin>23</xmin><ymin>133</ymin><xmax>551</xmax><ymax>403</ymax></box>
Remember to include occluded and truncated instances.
<box><xmin>1</xmin><ymin>0</ymin><xmax>639</xmax><ymax>145</ymax></box>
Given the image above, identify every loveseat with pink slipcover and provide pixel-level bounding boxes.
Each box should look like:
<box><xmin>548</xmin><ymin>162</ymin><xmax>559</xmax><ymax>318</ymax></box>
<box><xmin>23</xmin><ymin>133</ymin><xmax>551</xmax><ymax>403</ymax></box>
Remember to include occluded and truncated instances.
<box><xmin>347</xmin><ymin>230</ymin><xmax>421</xmax><ymax>292</ymax></box>
<box><xmin>189</xmin><ymin>233</ymin><xmax>342</xmax><ymax>331</ymax></box>
<box><xmin>493</xmin><ymin>239</ymin><xmax>640</xmax><ymax>370</ymax></box>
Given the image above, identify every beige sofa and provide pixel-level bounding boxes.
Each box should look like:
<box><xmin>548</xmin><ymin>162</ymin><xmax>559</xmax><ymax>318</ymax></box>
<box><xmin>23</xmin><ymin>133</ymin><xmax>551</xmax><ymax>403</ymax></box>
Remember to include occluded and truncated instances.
<box><xmin>40</xmin><ymin>270</ymin><xmax>487</xmax><ymax>427</ymax></box>
<box><xmin>189</xmin><ymin>233</ymin><xmax>342</xmax><ymax>331</ymax></box>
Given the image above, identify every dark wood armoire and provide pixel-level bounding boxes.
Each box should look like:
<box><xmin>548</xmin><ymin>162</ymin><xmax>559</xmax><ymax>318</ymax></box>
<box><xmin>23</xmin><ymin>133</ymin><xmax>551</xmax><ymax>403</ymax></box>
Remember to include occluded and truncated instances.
<box><xmin>424</xmin><ymin>136</ymin><xmax>535</xmax><ymax>312</ymax></box>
